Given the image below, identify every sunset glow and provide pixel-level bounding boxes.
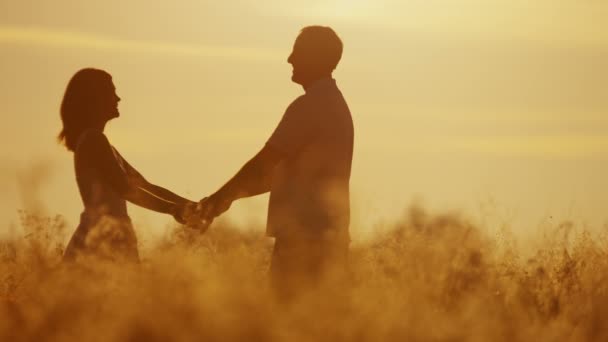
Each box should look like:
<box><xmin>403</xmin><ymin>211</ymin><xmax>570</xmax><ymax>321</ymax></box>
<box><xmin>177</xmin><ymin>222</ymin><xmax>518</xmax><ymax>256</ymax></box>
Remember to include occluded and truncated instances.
<box><xmin>1</xmin><ymin>1</ymin><xmax>608</xmax><ymax>341</ymax></box>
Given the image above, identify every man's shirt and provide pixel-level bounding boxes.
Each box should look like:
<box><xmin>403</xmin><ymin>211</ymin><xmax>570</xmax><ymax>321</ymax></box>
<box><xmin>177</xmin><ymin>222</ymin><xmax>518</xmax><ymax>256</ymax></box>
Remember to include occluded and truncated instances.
<box><xmin>266</xmin><ymin>78</ymin><xmax>354</xmax><ymax>240</ymax></box>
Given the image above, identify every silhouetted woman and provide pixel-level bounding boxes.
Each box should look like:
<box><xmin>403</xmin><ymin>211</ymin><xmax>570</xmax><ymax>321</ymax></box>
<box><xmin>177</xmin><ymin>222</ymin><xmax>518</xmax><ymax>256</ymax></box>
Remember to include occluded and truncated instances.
<box><xmin>59</xmin><ymin>68</ymin><xmax>193</xmax><ymax>262</ymax></box>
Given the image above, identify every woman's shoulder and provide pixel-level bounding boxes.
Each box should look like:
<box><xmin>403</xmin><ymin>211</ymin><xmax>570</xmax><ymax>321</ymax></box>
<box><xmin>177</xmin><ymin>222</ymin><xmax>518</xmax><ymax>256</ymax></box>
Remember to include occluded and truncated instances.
<box><xmin>75</xmin><ymin>129</ymin><xmax>111</xmax><ymax>154</ymax></box>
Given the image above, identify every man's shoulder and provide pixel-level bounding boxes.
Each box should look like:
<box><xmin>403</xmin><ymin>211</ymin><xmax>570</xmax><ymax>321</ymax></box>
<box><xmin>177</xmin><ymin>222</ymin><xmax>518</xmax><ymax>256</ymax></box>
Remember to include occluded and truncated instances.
<box><xmin>285</xmin><ymin>94</ymin><xmax>310</xmax><ymax>113</ymax></box>
<box><xmin>288</xmin><ymin>93</ymin><xmax>308</xmax><ymax>105</ymax></box>
<box><xmin>284</xmin><ymin>81</ymin><xmax>347</xmax><ymax>115</ymax></box>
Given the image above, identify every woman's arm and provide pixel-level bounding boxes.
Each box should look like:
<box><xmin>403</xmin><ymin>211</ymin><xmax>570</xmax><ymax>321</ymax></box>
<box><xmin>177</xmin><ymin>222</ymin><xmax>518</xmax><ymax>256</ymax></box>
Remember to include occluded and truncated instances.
<box><xmin>125</xmin><ymin>187</ymin><xmax>179</xmax><ymax>215</ymax></box>
<box><xmin>116</xmin><ymin>154</ymin><xmax>191</xmax><ymax>205</ymax></box>
<box><xmin>79</xmin><ymin>131</ymin><xmax>188</xmax><ymax>216</ymax></box>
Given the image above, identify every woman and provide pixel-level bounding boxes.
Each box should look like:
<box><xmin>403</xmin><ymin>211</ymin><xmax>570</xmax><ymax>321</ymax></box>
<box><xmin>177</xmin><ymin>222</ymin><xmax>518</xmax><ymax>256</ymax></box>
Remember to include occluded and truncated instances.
<box><xmin>59</xmin><ymin>68</ymin><xmax>194</xmax><ymax>262</ymax></box>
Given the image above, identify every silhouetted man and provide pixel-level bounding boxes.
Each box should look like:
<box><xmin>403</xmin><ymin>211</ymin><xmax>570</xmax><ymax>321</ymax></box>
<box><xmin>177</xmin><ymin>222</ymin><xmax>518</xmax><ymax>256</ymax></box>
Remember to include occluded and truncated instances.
<box><xmin>199</xmin><ymin>26</ymin><xmax>354</xmax><ymax>300</ymax></box>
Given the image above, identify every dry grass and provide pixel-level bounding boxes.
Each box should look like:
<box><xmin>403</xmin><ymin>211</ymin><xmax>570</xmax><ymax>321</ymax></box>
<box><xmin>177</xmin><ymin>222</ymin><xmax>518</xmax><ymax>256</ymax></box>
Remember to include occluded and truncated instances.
<box><xmin>2</xmin><ymin>207</ymin><xmax>608</xmax><ymax>342</ymax></box>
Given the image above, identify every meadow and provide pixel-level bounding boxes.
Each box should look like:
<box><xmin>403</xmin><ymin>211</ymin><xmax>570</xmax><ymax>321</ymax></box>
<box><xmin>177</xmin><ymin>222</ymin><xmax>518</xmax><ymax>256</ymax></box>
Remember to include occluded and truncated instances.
<box><xmin>1</xmin><ymin>207</ymin><xmax>607</xmax><ymax>342</ymax></box>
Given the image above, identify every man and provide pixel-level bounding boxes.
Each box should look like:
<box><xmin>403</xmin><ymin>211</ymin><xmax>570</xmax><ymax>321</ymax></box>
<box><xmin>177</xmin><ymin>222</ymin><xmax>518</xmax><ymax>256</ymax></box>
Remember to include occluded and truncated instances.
<box><xmin>198</xmin><ymin>26</ymin><xmax>354</xmax><ymax>300</ymax></box>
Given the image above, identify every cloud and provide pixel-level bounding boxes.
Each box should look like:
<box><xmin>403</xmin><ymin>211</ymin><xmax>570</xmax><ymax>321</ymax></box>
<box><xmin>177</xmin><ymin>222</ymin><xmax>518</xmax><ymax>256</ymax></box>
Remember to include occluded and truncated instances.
<box><xmin>259</xmin><ymin>1</ymin><xmax>607</xmax><ymax>55</ymax></box>
<box><xmin>362</xmin><ymin>133</ymin><xmax>608</xmax><ymax>160</ymax></box>
<box><xmin>449</xmin><ymin>135</ymin><xmax>608</xmax><ymax>160</ymax></box>
<box><xmin>0</xmin><ymin>26</ymin><xmax>282</xmax><ymax>62</ymax></box>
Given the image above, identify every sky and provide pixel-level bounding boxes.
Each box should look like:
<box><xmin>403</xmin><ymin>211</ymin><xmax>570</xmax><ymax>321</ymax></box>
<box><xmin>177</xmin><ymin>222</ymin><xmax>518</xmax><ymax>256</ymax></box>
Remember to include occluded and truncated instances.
<box><xmin>0</xmin><ymin>1</ymin><xmax>607</xmax><ymax>241</ymax></box>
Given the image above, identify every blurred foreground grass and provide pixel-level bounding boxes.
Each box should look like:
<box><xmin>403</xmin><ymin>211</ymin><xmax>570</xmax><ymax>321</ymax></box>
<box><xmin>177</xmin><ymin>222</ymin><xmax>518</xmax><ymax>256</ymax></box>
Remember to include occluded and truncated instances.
<box><xmin>1</xmin><ymin>207</ymin><xmax>608</xmax><ymax>342</ymax></box>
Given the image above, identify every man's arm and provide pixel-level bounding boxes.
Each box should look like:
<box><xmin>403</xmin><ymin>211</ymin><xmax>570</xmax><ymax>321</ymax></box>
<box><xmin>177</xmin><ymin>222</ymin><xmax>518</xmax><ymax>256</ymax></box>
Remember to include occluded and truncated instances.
<box><xmin>200</xmin><ymin>144</ymin><xmax>283</xmax><ymax>218</ymax></box>
<box><xmin>200</xmin><ymin>96</ymin><xmax>316</xmax><ymax>220</ymax></box>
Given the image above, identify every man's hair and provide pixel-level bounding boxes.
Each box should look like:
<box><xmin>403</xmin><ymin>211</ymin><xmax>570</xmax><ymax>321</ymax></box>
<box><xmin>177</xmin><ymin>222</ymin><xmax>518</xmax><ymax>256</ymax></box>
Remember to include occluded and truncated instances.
<box><xmin>298</xmin><ymin>26</ymin><xmax>343</xmax><ymax>71</ymax></box>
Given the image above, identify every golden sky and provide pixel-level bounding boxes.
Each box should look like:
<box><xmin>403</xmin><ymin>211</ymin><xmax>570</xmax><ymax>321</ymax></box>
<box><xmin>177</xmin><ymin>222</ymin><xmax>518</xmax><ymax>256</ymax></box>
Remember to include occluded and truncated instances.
<box><xmin>1</xmin><ymin>1</ymin><xmax>607</xmax><ymax>240</ymax></box>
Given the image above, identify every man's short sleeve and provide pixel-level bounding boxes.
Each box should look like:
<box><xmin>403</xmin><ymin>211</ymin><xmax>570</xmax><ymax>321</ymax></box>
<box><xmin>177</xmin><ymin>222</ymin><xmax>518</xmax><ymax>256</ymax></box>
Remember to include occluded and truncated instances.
<box><xmin>266</xmin><ymin>96</ymin><xmax>321</xmax><ymax>156</ymax></box>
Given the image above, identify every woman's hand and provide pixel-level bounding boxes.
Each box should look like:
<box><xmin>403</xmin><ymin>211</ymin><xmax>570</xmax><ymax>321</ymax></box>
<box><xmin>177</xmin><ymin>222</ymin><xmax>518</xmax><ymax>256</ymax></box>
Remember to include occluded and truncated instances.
<box><xmin>172</xmin><ymin>201</ymin><xmax>198</xmax><ymax>225</ymax></box>
<box><xmin>173</xmin><ymin>200</ymin><xmax>213</xmax><ymax>233</ymax></box>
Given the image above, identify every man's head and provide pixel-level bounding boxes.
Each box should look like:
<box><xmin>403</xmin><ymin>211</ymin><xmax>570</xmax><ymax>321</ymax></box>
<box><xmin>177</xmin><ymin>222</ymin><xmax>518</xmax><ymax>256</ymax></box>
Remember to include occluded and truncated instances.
<box><xmin>287</xmin><ymin>26</ymin><xmax>343</xmax><ymax>87</ymax></box>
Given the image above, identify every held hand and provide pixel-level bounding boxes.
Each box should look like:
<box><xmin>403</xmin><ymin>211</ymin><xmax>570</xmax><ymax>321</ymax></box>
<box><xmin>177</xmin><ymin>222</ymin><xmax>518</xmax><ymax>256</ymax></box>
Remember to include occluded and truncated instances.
<box><xmin>198</xmin><ymin>191</ymin><xmax>232</xmax><ymax>224</ymax></box>
<box><xmin>172</xmin><ymin>201</ymin><xmax>198</xmax><ymax>225</ymax></box>
<box><xmin>174</xmin><ymin>200</ymin><xmax>213</xmax><ymax>233</ymax></box>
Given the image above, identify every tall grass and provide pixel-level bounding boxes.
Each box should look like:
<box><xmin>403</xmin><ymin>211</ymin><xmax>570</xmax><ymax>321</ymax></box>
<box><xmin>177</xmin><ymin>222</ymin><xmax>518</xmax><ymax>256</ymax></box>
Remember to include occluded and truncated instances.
<box><xmin>1</xmin><ymin>207</ymin><xmax>608</xmax><ymax>342</ymax></box>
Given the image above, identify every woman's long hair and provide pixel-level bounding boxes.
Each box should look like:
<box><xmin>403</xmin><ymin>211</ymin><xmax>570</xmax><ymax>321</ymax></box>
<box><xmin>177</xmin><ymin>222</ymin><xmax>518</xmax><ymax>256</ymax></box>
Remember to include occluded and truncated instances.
<box><xmin>58</xmin><ymin>68</ymin><xmax>113</xmax><ymax>151</ymax></box>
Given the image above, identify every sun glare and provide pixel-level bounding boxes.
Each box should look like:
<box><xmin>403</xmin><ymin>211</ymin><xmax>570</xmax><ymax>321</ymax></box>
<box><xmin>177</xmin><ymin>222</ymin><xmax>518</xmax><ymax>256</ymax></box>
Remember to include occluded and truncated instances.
<box><xmin>271</xmin><ymin>0</ymin><xmax>381</xmax><ymax>20</ymax></box>
<box><xmin>323</xmin><ymin>0</ymin><xmax>378</xmax><ymax>17</ymax></box>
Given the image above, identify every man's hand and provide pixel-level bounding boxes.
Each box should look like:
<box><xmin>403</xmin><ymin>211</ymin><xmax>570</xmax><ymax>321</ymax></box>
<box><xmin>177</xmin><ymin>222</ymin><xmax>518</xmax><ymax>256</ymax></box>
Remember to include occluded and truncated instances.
<box><xmin>198</xmin><ymin>191</ymin><xmax>232</xmax><ymax>224</ymax></box>
<box><xmin>193</xmin><ymin>145</ymin><xmax>279</xmax><ymax>227</ymax></box>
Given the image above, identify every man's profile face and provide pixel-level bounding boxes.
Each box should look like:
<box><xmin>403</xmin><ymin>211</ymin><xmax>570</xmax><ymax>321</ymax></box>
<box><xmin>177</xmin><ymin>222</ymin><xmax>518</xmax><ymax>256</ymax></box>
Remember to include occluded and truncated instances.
<box><xmin>287</xmin><ymin>35</ymin><xmax>326</xmax><ymax>86</ymax></box>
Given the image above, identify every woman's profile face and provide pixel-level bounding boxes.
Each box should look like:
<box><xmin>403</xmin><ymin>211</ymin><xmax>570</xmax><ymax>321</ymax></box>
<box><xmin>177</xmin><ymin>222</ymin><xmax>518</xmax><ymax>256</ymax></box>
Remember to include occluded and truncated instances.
<box><xmin>99</xmin><ymin>80</ymin><xmax>121</xmax><ymax>121</ymax></box>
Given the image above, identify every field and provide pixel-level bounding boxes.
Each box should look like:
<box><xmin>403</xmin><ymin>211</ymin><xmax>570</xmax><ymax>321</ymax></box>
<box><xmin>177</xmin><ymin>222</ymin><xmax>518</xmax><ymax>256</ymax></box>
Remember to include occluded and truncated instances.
<box><xmin>1</xmin><ymin>207</ymin><xmax>608</xmax><ymax>342</ymax></box>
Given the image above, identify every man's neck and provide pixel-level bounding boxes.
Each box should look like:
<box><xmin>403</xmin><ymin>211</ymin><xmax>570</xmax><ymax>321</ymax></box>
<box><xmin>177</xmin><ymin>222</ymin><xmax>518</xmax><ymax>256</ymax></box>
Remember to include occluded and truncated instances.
<box><xmin>302</xmin><ymin>73</ymin><xmax>332</xmax><ymax>91</ymax></box>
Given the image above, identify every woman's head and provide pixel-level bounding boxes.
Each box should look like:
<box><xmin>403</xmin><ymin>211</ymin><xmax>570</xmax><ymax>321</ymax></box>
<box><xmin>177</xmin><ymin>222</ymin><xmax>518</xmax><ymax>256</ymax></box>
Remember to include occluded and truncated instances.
<box><xmin>58</xmin><ymin>68</ymin><xmax>121</xmax><ymax>151</ymax></box>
